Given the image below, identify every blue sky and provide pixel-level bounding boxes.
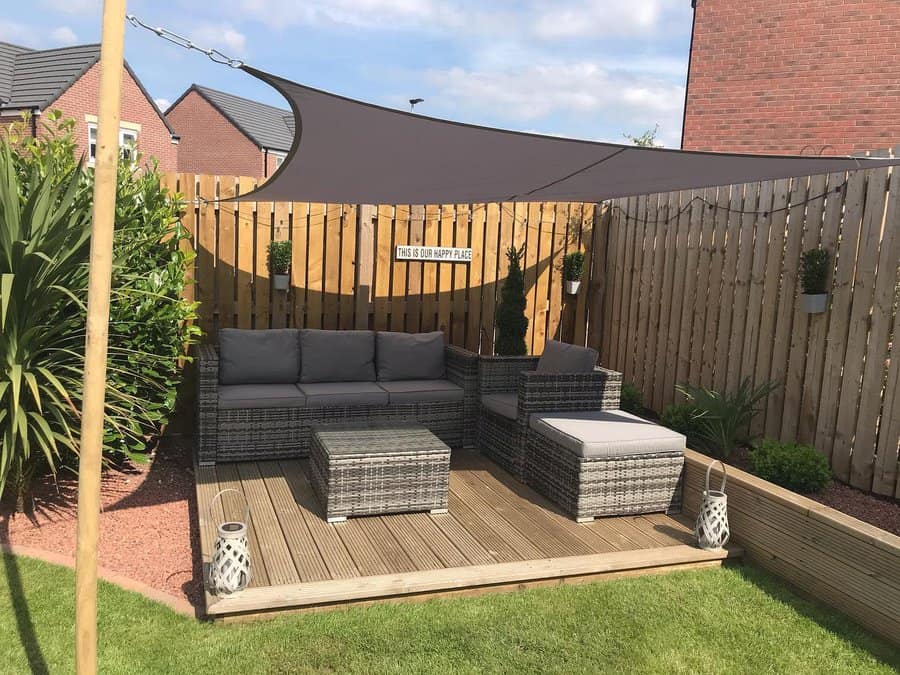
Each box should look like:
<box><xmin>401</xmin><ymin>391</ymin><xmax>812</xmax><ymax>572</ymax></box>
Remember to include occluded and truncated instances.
<box><xmin>2</xmin><ymin>1</ymin><xmax>695</xmax><ymax>147</ymax></box>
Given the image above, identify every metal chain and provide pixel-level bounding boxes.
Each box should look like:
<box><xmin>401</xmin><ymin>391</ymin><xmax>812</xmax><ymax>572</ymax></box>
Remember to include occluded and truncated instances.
<box><xmin>126</xmin><ymin>14</ymin><xmax>245</xmax><ymax>68</ymax></box>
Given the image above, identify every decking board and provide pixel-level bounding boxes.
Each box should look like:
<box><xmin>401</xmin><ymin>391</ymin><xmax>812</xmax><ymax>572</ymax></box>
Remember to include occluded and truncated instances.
<box><xmin>198</xmin><ymin>450</ymin><xmax>739</xmax><ymax>618</ymax></box>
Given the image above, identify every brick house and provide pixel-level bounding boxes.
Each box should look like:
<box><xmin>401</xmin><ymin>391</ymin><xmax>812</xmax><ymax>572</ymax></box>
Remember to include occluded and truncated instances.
<box><xmin>681</xmin><ymin>0</ymin><xmax>900</xmax><ymax>154</ymax></box>
<box><xmin>0</xmin><ymin>42</ymin><xmax>179</xmax><ymax>170</ymax></box>
<box><xmin>165</xmin><ymin>85</ymin><xmax>293</xmax><ymax>177</ymax></box>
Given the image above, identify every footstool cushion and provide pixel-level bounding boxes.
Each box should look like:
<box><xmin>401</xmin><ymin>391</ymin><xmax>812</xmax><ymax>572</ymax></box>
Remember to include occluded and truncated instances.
<box><xmin>525</xmin><ymin>410</ymin><xmax>685</xmax><ymax>521</ymax></box>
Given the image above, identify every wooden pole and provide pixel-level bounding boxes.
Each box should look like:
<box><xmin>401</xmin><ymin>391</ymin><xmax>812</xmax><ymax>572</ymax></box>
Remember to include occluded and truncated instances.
<box><xmin>75</xmin><ymin>0</ymin><xmax>127</xmax><ymax>672</ymax></box>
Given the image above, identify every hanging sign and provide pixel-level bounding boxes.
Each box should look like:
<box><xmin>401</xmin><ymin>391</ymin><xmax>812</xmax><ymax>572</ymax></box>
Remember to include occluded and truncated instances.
<box><xmin>395</xmin><ymin>245</ymin><xmax>472</xmax><ymax>262</ymax></box>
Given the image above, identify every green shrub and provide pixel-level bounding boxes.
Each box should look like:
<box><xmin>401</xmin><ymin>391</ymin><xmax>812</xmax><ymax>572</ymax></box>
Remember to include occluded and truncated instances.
<box><xmin>677</xmin><ymin>378</ymin><xmax>779</xmax><ymax>458</ymax></box>
<box><xmin>268</xmin><ymin>240</ymin><xmax>291</xmax><ymax>275</ymax></box>
<box><xmin>800</xmin><ymin>248</ymin><xmax>829</xmax><ymax>295</ymax></box>
<box><xmin>0</xmin><ymin>113</ymin><xmax>197</xmax><ymax>505</ymax></box>
<box><xmin>620</xmin><ymin>382</ymin><xmax>644</xmax><ymax>415</ymax></box>
<box><xmin>562</xmin><ymin>251</ymin><xmax>584</xmax><ymax>282</ymax></box>
<box><xmin>660</xmin><ymin>402</ymin><xmax>706</xmax><ymax>448</ymax></box>
<box><xmin>749</xmin><ymin>439</ymin><xmax>832</xmax><ymax>493</ymax></box>
<box><xmin>495</xmin><ymin>245</ymin><xmax>528</xmax><ymax>355</ymax></box>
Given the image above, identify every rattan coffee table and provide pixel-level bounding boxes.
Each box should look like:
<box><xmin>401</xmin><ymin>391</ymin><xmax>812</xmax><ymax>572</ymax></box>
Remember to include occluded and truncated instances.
<box><xmin>309</xmin><ymin>422</ymin><xmax>451</xmax><ymax>522</ymax></box>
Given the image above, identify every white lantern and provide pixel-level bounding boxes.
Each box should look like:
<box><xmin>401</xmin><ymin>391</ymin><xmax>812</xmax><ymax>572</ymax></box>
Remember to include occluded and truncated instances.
<box><xmin>694</xmin><ymin>460</ymin><xmax>730</xmax><ymax>551</ymax></box>
<box><xmin>207</xmin><ymin>489</ymin><xmax>252</xmax><ymax>595</ymax></box>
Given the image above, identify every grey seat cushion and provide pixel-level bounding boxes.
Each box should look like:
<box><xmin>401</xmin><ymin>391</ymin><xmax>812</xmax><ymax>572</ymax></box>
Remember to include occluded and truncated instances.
<box><xmin>481</xmin><ymin>393</ymin><xmax>518</xmax><ymax>420</ymax></box>
<box><xmin>218</xmin><ymin>383</ymin><xmax>307</xmax><ymax>410</ymax></box>
<box><xmin>376</xmin><ymin>331</ymin><xmax>446</xmax><ymax>380</ymax></box>
<box><xmin>300</xmin><ymin>329</ymin><xmax>376</xmax><ymax>383</ymax></box>
<box><xmin>378</xmin><ymin>379</ymin><xmax>464</xmax><ymax>404</ymax></box>
<box><xmin>218</xmin><ymin>328</ymin><xmax>300</xmax><ymax>385</ymax></box>
<box><xmin>298</xmin><ymin>381</ymin><xmax>389</xmax><ymax>407</ymax></box>
<box><xmin>536</xmin><ymin>339</ymin><xmax>598</xmax><ymax>373</ymax></box>
<box><xmin>529</xmin><ymin>410</ymin><xmax>686</xmax><ymax>459</ymax></box>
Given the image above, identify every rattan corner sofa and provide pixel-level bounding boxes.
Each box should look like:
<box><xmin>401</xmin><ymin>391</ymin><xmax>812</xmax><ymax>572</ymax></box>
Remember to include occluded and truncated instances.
<box><xmin>196</xmin><ymin>328</ymin><xmax>478</xmax><ymax>465</ymax></box>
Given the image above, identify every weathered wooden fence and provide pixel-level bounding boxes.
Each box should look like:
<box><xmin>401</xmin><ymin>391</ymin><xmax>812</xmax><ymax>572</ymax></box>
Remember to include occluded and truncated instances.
<box><xmin>165</xmin><ymin>167</ymin><xmax>899</xmax><ymax>498</ymax></box>
<box><xmin>161</xmin><ymin>173</ymin><xmax>603</xmax><ymax>357</ymax></box>
<box><xmin>602</xmin><ymin>164</ymin><xmax>900</xmax><ymax>498</ymax></box>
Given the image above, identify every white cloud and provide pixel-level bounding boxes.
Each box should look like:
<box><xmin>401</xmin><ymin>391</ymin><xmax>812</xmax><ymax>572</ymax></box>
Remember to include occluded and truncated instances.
<box><xmin>40</xmin><ymin>0</ymin><xmax>100</xmax><ymax>15</ymax></box>
<box><xmin>50</xmin><ymin>26</ymin><xmax>78</xmax><ymax>46</ymax></box>
<box><xmin>531</xmin><ymin>0</ymin><xmax>680</xmax><ymax>40</ymax></box>
<box><xmin>190</xmin><ymin>22</ymin><xmax>248</xmax><ymax>55</ymax></box>
<box><xmin>154</xmin><ymin>98</ymin><xmax>172</xmax><ymax>111</ymax></box>
<box><xmin>0</xmin><ymin>20</ymin><xmax>39</xmax><ymax>46</ymax></box>
<box><xmin>232</xmin><ymin>0</ymin><xmax>465</xmax><ymax>30</ymax></box>
<box><xmin>424</xmin><ymin>61</ymin><xmax>684</xmax><ymax>143</ymax></box>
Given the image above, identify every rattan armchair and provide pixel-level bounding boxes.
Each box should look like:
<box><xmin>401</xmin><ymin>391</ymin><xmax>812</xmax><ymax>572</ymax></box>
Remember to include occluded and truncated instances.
<box><xmin>477</xmin><ymin>354</ymin><xmax>622</xmax><ymax>478</ymax></box>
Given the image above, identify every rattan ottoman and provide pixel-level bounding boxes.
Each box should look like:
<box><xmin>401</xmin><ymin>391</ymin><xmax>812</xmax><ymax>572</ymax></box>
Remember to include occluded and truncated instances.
<box><xmin>525</xmin><ymin>410</ymin><xmax>685</xmax><ymax>522</ymax></box>
<box><xmin>309</xmin><ymin>422</ymin><xmax>451</xmax><ymax>522</ymax></box>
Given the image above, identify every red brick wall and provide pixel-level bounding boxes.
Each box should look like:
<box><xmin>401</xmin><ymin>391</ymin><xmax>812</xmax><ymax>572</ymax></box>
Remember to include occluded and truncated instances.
<box><xmin>51</xmin><ymin>62</ymin><xmax>178</xmax><ymax>170</ymax></box>
<box><xmin>682</xmin><ymin>0</ymin><xmax>900</xmax><ymax>154</ymax></box>
<box><xmin>166</xmin><ymin>91</ymin><xmax>266</xmax><ymax>176</ymax></box>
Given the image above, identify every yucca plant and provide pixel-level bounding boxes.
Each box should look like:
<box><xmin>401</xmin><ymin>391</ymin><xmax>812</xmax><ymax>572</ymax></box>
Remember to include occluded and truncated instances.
<box><xmin>676</xmin><ymin>378</ymin><xmax>779</xmax><ymax>458</ymax></box>
<box><xmin>0</xmin><ymin>114</ymin><xmax>198</xmax><ymax>509</ymax></box>
<box><xmin>0</xmin><ymin>141</ymin><xmax>93</xmax><ymax>507</ymax></box>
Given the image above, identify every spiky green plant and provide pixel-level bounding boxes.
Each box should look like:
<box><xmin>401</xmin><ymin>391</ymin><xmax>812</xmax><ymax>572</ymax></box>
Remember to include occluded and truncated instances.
<box><xmin>0</xmin><ymin>114</ymin><xmax>198</xmax><ymax>507</ymax></box>
<box><xmin>677</xmin><ymin>378</ymin><xmax>779</xmax><ymax>458</ymax></box>
<box><xmin>495</xmin><ymin>245</ymin><xmax>528</xmax><ymax>355</ymax></box>
<box><xmin>0</xmin><ymin>142</ymin><xmax>92</xmax><ymax>505</ymax></box>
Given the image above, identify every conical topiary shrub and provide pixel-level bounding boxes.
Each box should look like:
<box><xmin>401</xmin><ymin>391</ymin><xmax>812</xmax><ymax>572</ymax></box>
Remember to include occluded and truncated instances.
<box><xmin>495</xmin><ymin>245</ymin><xmax>528</xmax><ymax>355</ymax></box>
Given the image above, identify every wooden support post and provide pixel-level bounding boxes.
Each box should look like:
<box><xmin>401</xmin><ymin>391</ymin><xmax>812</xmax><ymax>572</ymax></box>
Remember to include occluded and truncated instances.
<box><xmin>75</xmin><ymin>0</ymin><xmax>126</xmax><ymax>672</ymax></box>
<box><xmin>355</xmin><ymin>205</ymin><xmax>376</xmax><ymax>329</ymax></box>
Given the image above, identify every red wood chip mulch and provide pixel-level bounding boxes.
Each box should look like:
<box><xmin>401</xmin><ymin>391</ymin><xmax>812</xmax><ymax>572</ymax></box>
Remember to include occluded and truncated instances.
<box><xmin>0</xmin><ymin>437</ymin><xmax>203</xmax><ymax>610</ymax></box>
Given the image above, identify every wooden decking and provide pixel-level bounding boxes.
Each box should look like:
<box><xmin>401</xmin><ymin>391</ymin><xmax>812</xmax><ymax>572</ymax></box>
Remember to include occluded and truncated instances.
<box><xmin>196</xmin><ymin>450</ymin><xmax>740</xmax><ymax>619</ymax></box>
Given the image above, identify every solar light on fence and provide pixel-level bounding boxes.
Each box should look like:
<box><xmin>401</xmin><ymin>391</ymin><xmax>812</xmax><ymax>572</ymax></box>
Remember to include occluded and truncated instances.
<box><xmin>207</xmin><ymin>489</ymin><xmax>252</xmax><ymax>595</ymax></box>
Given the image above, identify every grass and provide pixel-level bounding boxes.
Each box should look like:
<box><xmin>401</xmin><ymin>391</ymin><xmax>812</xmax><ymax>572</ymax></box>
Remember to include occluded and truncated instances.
<box><xmin>1</xmin><ymin>554</ymin><xmax>897</xmax><ymax>674</ymax></box>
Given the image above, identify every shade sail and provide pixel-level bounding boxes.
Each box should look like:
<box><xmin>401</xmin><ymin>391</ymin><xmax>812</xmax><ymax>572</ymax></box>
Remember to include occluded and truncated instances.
<box><xmin>238</xmin><ymin>66</ymin><xmax>900</xmax><ymax>204</ymax></box>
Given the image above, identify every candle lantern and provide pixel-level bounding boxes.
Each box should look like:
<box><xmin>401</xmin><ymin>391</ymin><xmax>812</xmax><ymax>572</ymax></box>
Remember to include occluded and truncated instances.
<box><xmin>694</xmin><ymin>460</ymin><xmax>730</xmax><ymax>551</ymax></box>
<box><xmin>207</xmin><ymin>489</ymin><xmax>251</xmax><ymax>595</ymax></box>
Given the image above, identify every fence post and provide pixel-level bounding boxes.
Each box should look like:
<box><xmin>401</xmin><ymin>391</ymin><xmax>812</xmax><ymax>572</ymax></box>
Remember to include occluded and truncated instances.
<box><xmin>356</xmin><ymin>204</ymin><xmax>376</xmax><ymax>329</ymax></box>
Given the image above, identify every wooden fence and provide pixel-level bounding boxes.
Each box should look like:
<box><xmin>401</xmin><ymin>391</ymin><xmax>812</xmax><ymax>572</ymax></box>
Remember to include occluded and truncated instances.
<box><xmin>601</xmin><ymin>164</ymin><xmax>900</xmax><ymax>498</ymax></box>
<box><xmin>161</xmin><ymin>173</ymin><xmax>603</xmax><ymax>358</ymax></box>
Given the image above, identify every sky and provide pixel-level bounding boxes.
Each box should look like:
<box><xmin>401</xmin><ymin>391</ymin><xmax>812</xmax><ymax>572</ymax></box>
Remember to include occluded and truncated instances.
<box><xmin>1</xmin><ymin>1</ymin><xmax>695</xmax><ymax>147</ymax></box>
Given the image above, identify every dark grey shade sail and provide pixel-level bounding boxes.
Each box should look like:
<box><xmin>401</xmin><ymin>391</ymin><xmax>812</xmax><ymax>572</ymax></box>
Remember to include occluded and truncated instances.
<box><xmin>237</xmin><ymin>66</ymin><xmax>900</xmax><ymax>204</ymax></box>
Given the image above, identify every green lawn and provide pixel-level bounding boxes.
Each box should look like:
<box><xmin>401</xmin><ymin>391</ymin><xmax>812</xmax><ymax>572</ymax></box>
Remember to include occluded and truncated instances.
<box><xmin>1</xmin><ymin>554</ymin><xmax>896</xmax><ymax>674</ymax></box>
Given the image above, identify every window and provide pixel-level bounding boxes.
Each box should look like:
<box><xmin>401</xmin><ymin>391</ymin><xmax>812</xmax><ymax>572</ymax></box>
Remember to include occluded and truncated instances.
<box><xmin>88</xmin><ymin>124</ymin><xmax>97</xmax><ymax>164</ymax></box>
<box><xmin>119</xmin><ymin>128</ymin><xmax>138</xmax><ymax>162</ymax></box>
<box><xmin>86</xmin><ymin>123</ymin><xmax>139</xmax><ymax>165</ymax></box>
<box><xmin>272</xmin><ymin>152</ymin><xmax>287</xmax><ymax>170</ymax></box>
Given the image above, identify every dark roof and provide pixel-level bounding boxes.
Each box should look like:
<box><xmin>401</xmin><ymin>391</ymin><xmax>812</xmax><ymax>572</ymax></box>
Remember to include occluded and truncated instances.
<box><xmin>168</xmin><ymin>84</ymin><xmax>294</xmax><ymax>151</ymax></box>
<box><xmin>0</xmin><ymin>42</ymin><xmax>100</xmax><ymax>110</ymax></box>
<box><xmin>0</xmin><ymin>41</ymin><xmax>175</xmax><ymax>135</ymax></box>
<box><xmin>0</xmin><ymin>42</ymin><xmax>34</xmax><ymax>103</ymax></box>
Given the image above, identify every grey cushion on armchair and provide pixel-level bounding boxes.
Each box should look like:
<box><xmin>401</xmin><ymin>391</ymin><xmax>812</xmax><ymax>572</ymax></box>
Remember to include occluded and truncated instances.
<box><xmin>536</xmin><ymin>340</ymin><xmax>598</xmax><ymax>373</ymax></box>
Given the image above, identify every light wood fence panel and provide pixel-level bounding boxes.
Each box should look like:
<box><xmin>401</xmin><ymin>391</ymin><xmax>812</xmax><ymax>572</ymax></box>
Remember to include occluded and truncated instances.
<box><xmin>165</xmin><ymin>172</ymin><xmax>601</xmax><ymax>359</ymax></box>
<box><xmin>602</xmin><ymin>159</ymin><xmax>900</xmax><ymax>498</ymax></box>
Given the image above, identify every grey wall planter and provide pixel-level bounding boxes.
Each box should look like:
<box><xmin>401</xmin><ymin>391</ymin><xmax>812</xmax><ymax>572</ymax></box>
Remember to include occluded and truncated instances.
<box><xmin>801</xmin><ymin>293</ymin><xmax>828</xmax><ymax>314</ymax></box>
<box><xmin>272</xmin><ymin>273</ymin><xmax>290</xmax><ymax>291</ymax></box>
<box><xmin>565</xmin><ymin>280</ymin><xmax>581</xmax><ymax>295</ymax></box>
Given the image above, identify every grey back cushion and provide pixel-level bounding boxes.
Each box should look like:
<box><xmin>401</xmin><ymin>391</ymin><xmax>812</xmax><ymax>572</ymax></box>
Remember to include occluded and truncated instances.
<box><xmin>300</xmin><ymin>329</ymin><xmax>376</xmax><ymax>383</ymax></box>
<box><xmin>218</xmin><ymin>328</ymin><xmax>300</xmax><ymax>385</ymax></box>
<box><xmin>536</xmin><ymin>339</ymin><xmax>598</xmax><ymax>373</ymax></box>
<box><xmin>376</xmin><ymin>331</ymin><xmax>445</xmax><ymax>381</ymax></box>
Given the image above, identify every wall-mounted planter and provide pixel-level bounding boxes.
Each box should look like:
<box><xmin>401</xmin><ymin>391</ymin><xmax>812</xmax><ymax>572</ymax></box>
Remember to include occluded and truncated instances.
<box><xmin>801</xmin><ymin>293</ymin><xmax>827</xmax><ymax>314</ymax></box>
<box><xmin>565</xmin><ymin>280</ymin><xmax>581</xmax><ymax>295</ymax></box>
<box><xmin>272</xmin><ymin>273</ymin><xmax>290</xmax><ymax>291</ymax></box>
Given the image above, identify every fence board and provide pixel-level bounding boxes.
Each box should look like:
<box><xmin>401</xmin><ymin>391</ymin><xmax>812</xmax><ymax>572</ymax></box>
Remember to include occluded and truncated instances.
<box><xmin>602</xmin><ymin>159</ymin><xmax>899</xmax><ymax>497</ymax></box>
<box><xmin>291</xmin><ymin>202</ymin><xmax>308</xmax><ymax>328</ymax></box>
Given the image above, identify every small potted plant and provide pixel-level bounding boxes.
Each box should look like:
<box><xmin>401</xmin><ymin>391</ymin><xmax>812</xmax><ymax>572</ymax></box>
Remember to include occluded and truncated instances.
<box><xmin>800</xmin><ymin>247</ymin><xmax>829</xmax><ymax>313</ymax></box>
<box><xmin>563</xmin><ymin>251</ymin><xmax>584</xmax><ymax>295</ymax></box>
<box><xmin>268</xmin><ymin>240</ymin><xmax>292</xmax><ymax>291</ymax></box>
